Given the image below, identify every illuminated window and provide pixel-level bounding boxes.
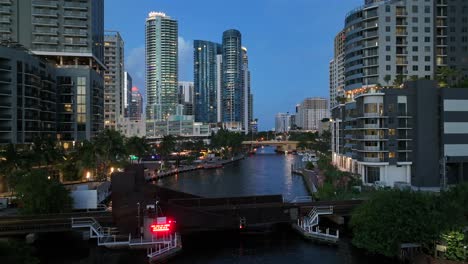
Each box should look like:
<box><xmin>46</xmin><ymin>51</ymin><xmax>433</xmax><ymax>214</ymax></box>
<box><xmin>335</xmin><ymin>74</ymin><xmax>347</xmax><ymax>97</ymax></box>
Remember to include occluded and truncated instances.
<box><xmin>389</xmin><ymin>152</ymin><xmax>396</xmax><ymax>158</ymax></box>
<box><xmin>389</xmin><ymin>129</ymin><xmax>396</xmax><ymax>136</ymax></box>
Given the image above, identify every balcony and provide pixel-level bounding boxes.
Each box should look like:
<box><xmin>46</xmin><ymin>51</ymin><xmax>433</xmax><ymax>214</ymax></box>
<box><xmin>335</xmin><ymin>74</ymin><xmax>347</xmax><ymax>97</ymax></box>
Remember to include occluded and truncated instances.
<box><xmin>63</xmin><ymin>2</ymin><xmax>87</xmax><ymax>10</ymax></box>
<box><xmin>363</xmin><ymin>157</ymin><xmax>386</xmax><ymax>163</ymax></box>
<box><xmin>0</xmin><ymin>0</ymin><xmax>12</xmax><ymax>4</ymax></box>
<box><xmin>363</xmin><ymin>123</ymin><xmax>379</xmax><ymax>129</ymax></box>
<box><xmin>63</xmin><ymin>21</ymin><xmax>87</xmax><ymax>28</ymax></box>
<box><xmin>363</xmin><ymin>112</ymin><xmax>383</xmax><ymax>117</ymax></box>
<box><xmin>33</xmin><ymin>28</ymin><xmax>58</xmax><ymax>35</ymax></box>
<box><xmin>63</xmin><ymin>11</ymin><xmax>87</xmax><ymax>19</ymax></box>
<box><xmin>0</xmin><ymin>6</ymin><xmax>10</xmax><ymax>13</ymax></box>
<box><xmin>32</xmin><ymin>10</ymin><xmax>58</xmax><ymax>17</ymax></box>
<box><xmin>32</xmin><ymin>18</ymin><xmax>58</xmax><ymax>26</ymax></box>
<box><xmin>32</xmin><ymin>1</ymin><xmax>58</xmax><ymax>8</ymax></box>
<box><xmin>63</xmin><ymin>29</ymin><xmax>87</xmax><ymax>36</ymax></box>
<box><xmin>0</xmin><ymin>17</ymin><xmax>10</xmax><ymax>23</ymax></box>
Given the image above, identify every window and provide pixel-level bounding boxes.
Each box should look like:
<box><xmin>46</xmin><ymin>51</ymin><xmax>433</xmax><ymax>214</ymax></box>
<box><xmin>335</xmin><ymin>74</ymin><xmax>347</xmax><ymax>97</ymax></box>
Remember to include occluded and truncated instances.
<box><xmin>412</xmin><ymin>56</ymin><xmax>418</xmax><ymax>61</ymax></box>
<box><xmin>366</xmin><ymin>167</ymin><xmax>380</xmax><ymax>184</ymax></box>
<box><xmin>413</xmin><ymin>65</ymin><xmax>419</xmax><ymax>71</ymax></box>
<box><xmin>389</xmin><ymin>129</ymin><xmax>396</xmax><ymax>136</ymax></box>
<box><xmin>424</xmin><ymin>37</ymin><xmax>431</xmax><ymax>42</ymax></box>
<box><xmin>386</xmin><ymin>16</ymin><xmax>391</xmax><ymax>22</ymax></box>
<box><xmin>386</xmin><ymin>26</ymin><xmax>391</xmax><ymax>32</ymax></box>
<box><xmin>386</xmin><ymin>5</ymin><xmax>391</xmax><ymax>12</ymax></box>
<box><xmin>386</xmin><ymin>46</ymin><xmax>391</xmax><ymax>51</ymax></box>
<box><xmin>425</xmin><ymin>56</ymin><xmax>431</xmax><ymax>62</ymax></box>
<box><xmin>386</xmin><ymin>55</ymin><xmax>391</xmax><ymax>61</ymax></box>
<box><xmin>386</xmin><ymin>65</ymin><xmax>391</xmax><ymax>70</ymax></box>
<box><xmin>424</xmin><ymin>46</ymin><xmax>430</xmax><ymax>52</ymax></box>
<box><xmin>424</xmin><ymin>6</ymin><xmax>431</xmax><ymax>13</ymax></box>
<box><xmin>412</xmin><ymin>27</ymin><xmax>418</xmax><ymax>33</ymax></box>
<box><xmin>424</xmin><ymin>17</ymin><xmax>431</xmax><ymax>23</ymax></box>
<box><xmin>389</xmin><ymin>152</ymin><xmax>396</xmax><ymax>158</ymax></box>
<box><xmin>424</xmin><ymin>27</ymin><xmax>430</xmax><ymax>33</ymax></box>
<box><xmin>425</xmin><ymin>65</ymin><xmax>431</xmax><ymax>71</ymax></box>
<box><xmin>412</xmin><ymin>36</ymin><xmax>418</xmax><ymax>42</ymax></box>
<box><xmin>386</xmin><ymin>36</ymin><xmax>391</xmax><ymax>41</ymax></box>
<box><xmin>412</xmin><ymin>46</ymin><xmax>418</xmax><ymax>52</ymax></box>
<box><xmin>412</xmin><ymin>17</ymin><xmax>418</xmax><ymax>23</ymax></box>
<box><xmin>412</xmin><ymin>6</ymin><xmax>418</xmax><ymax>13</ymax></box>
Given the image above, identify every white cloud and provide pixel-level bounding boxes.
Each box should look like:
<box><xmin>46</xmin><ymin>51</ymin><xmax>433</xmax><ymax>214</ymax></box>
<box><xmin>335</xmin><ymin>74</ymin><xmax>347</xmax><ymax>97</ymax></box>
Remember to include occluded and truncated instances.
<box><xmin>178</xmin><ymin>36</ymin><xmax>193</xmax><ymax>82</ymax></box>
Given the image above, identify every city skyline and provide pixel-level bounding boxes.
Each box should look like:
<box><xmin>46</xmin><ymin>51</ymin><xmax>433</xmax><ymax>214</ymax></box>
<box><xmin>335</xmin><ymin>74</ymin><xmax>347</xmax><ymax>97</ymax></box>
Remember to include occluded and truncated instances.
<box><xmin>105</xmin><ymin>0</ymin><xmax>362</xmax><ymax>130</ymax></box>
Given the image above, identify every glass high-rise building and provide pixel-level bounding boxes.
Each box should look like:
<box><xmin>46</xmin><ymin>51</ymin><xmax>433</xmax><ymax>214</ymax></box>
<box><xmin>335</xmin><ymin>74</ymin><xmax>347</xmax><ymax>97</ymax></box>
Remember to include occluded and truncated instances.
<box><xmin>222</xmin><ymin>29</ymin><xmax>243</xmax><ymax>128</ymax></box>
<box><xmin>145</xmin><ymin>12</ymin><xmax>178</xmax><ymax>127</ymax></box>
<box><xmin>193</xmin><ymin>40</ymin><xmax>222</xmax><ymax>123</ymax></box>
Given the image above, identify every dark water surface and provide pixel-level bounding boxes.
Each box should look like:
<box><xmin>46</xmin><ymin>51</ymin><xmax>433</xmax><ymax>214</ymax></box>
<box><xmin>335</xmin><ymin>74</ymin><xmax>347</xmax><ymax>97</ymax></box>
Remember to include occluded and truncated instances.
<box><xmin>35</xmin><ymin>147</ymin><xmax>393</xmax><ymax>263</ymax></box>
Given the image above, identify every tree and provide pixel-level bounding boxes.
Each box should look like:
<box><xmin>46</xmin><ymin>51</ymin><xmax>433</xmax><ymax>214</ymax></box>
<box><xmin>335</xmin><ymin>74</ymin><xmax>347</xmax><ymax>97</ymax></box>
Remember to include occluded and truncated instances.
<box><xmin>350</xmin><ymin>190</ymin><xmax>450</xmax><ymax>257</ymax></box>
<box><xmin>125</xmin><ymin>136</ymin><xmax>149</xmax><ymax>164</ymax></box>
<box><xmin>441</xmin><ymin>231</ymin><xmax>467</xmax><ymax>261</ymax></box>
<box><xmin>393</xmin><ymin>74</ymin><xmax>406</xmax><ymax>88</ymax></box>
<box><xmin>158</xmin><ymin>135</ymin><xmax>176</xmax><ymax>163</ymax></box>
<box><xmin>14</xmin><ymin>169</ymin><xmax>73</xmax><ymax>214</ymax></box>
<box><xmin>0</xmin><ymin>240</ymin><xmax>39</xmax><ymax>264</ymax></box>
<box><xmin>437</xmin><ymin>66</ymin><xmax>460</xmax><ymax>88</ymax></box>
<box><xmin>384</xmin><ymin>75</ymin><xmax>392</xmax><ymax>86</ymax></box>
<box><xmin>94</xmin><ymin>129</ymin><xmax>127</xmax><ymax>180</ymax></box>
<box><xmin>409</xmin><ymin>75</ymin><xmax>419</xmax><ymax>81</ymax></box>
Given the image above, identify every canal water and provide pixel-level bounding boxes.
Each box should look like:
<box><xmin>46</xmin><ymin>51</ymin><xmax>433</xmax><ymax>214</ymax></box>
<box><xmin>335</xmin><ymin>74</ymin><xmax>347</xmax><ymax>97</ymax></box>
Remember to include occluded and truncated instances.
<box><xmin>34</xmin><ymin>147</ymin><xmax>393</xmax><ymax>264</ymax></box>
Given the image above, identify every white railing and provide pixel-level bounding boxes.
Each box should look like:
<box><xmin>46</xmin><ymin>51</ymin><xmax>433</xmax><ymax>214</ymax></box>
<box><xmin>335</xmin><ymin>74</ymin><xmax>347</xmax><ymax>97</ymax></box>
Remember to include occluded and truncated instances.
<box><xmin>290</xmin><ymin>196</ymin><xmax>313</xmax><ymax>203</ymax></box>
<box><xmin>71</xmin><ymin>217</ymin><xmax>181</xmax><ymax>261</ymax></box>
<box><xmin>296</xmin><ymin>206</ymin><xmax>338</xmax><ymax>242</ymax></box>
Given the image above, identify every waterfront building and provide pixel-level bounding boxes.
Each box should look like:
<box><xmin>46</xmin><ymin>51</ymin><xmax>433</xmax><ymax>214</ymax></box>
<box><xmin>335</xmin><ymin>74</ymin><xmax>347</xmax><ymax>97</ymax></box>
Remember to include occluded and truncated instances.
<box><xmin>242</xmin><ymin>47</ymin><xmax>253</xmax><ymax>133</ymax></box>
<box><xmin>221</xmin><ymin>29</ymin><xmax>244</xmax><ymax>130</ymax></box>
<box><xmin>178</xmin><ymin>81</ymin><xmax>194</xmax><ymax>116</ymax></box>
<box><xmin>331</xmin><ymin>80</ymin><xmax>468</xmax><ymax>189</ymax></box>
<box><xmin>275</xmin><ymin>113</ymin><xmax>291</xmax><ymax>133</ymax></box>
<box><xmin>124</xmin><ymin>72</ymin><xmax>132</xmax><ymax>117</ymax></box>
<box><xmin>129</xmin><ymin>86</ymin><xmax>143</xmax><ymax>121</ymax></box>
<box><xmin>296</xmin><ymin>98</ymin><xmax>329</xmax><ymax>131</ymax></box>
<box><xmin>0</xmin><ymin>0</ymin><xmax>105</xmax><ymax>142</ymax></box>
<box><xmin>0</xmin><ymin>44</ymin><xmax>56</xmax><ymax>144</ymax></box>
<box><xmin>119</xmin><ymin>118</ymin><xmax>146</xmax><ymax>138</ymax></box>
<box><xmin>104</xmin><ymin>31</ymin><xmax>125</xmax><ymax>129</ymax></box>
<box><xmin>145</xmin><ymin>12</ymin><xmax>178</xmax><ymax>131</ymax></box>
<box><xmin>193</xmin><ymin>40</ymin><xmax>222</xmax><ymax>123</ymax></box>
<box><xmin>146</xmin><ymin>115</ymin><xmax>210</xmax><ymax>138</ymax></box>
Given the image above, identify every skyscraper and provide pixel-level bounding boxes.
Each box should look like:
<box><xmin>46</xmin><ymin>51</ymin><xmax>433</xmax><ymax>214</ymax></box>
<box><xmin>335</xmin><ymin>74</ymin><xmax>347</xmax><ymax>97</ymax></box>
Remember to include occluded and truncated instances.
<box><xmin>222</xmin><ymin>29</ymin><xmax>243</xmax><ymax>129</ymax></box>
<box><xmin>129</xmin><ymin>87</ymin><xmax>143</xmax><ymax>121</ymax></box>
<box><xmin>242</xmin><ymin>46</ymin><xmax>252</xmax><ymax>133</ymax></box>
<box><xmin>104</xmin><ymin>31</ymin><xmax>124</xmax><ymax>129</ymax></box>
<box><xmin>329</xmin><ymin>30</ymin><xmax>345</xmax><ymax>109</ymax></box>
<box><xmin>0</xmin><ymin>0</ymin><xmax>105</xmax><ymax>141</ymax></box>
<box><xmin>145</xmin><ymin>12</ymin><xmax>178</xmax><ymax>132</ymax></box>
<box><xmin>193</xmin><ymin>40</ymin><xmax>222</xmax><ymax>123</ymax></box>
<box><xmin>124</xmin><ymin>72</ymin><xmax>133</xmax><ymax>117</ymax></box>
<box><xmin>178</xmin><ymin>81</ymin><xmax>194</xmax><ymax>116</ymax></box>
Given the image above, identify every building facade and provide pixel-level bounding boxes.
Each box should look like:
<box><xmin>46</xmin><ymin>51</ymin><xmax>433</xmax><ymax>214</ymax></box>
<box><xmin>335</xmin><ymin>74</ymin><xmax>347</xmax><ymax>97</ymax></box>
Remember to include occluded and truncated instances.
<box><xmin>104</xmin><ymin>31</ymin><xmax>124</xmax><ymax>129</ymax></box>
<box><xmin>193</xmin><ymin>40</ymin><xmax>222</xmax><ymax>123</ymax></box>
<box><xmin>331</xmin><ymin>80</ymin><xmax>468</xmax><ymax>189</ymax></box>
<box><xmin>329</xmin><ymin>30</ymin><xmax>345</xmax><ymax>109</ymax></box>
<box><xmin>275</xmin><ymin>113</ymin><xmax>291</xmax><ymax>133</ymax></box>
<box><xmin>123</xmin><ymin>72</ymin><xmax>132</xmax><ymax>117</ymax></box>
<box><xmin>129</xmin><ymin>86</ymin><xmax>143</xmax><ymax>121</ymax></box>
<box><xmin>296</xmin><ymin>98</ymin><xmax>329</xmax><ymax>131</ymax></box>
<box><xmin>0</xmin><ymin>0</ymin><xmax>105</xmax><ymax>142</ymax></box>
<box><xmin>221</xmin><ymin>29</ymin><xmax>243</xmax><ymax>129</ymax></box>
<box><xmin>242</xmin><ymin>46</ymin><xmax>252</xmax><ymax>133</ymax></box>
<box><xmin>145</xmin><ymin>12</ymin><xmax>178</xmax><ymax>128</ymax></box>
<box><xmin>178</xmin><ymin>81</ymin><xmax>194</xmax><ymax>116</ymax></box>
<box><xmin>146</xmin><ymin>115</ymin><xmax>210</xmax><ymax>138</ymax></box>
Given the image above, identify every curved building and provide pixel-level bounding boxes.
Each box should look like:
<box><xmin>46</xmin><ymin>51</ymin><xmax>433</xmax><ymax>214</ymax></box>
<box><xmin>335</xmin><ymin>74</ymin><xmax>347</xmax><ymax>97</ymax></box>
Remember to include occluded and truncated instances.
<box><xmin>222</xmin><ymin>29</ymin><xmax>243</xmax><ymax>127</ymax></box>
<box><xmin>343</xmin><ymin>0</ymin><xmax>434</xmax><ymax>95</ymax></box>
<box><xmin>145</xmin><ymin>12</ymin><xmax>178</xmax><ymax>123</ymax></box>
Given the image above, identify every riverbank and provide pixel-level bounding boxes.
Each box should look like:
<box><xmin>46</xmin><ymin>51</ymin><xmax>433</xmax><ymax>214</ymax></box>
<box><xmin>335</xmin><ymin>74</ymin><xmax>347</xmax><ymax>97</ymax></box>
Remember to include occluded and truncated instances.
<box><xmin>146</xmin><ymin>155</ymin><xmax>245</xmax><ymax>181</ymax></box>
<box><xmin>292</xmin><ymin>168</ymin><xmax>320</xmax><ymax>195</ymax></box>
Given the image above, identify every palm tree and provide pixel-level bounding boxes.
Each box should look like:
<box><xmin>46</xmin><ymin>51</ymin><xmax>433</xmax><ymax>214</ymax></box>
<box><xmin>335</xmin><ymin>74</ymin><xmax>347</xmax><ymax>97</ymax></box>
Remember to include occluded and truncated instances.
<box><xmin>436</xmin><ymin>66</ymin><xmax>460</xmax><ymax>88</ymax></box>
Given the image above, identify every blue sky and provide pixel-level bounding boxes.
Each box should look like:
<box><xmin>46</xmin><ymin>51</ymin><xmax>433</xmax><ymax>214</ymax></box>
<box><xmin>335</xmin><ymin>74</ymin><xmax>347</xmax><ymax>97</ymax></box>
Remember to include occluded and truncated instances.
<box><xmin>105</xmin><ymin>0</ymin><xmax>363</xmax><ymax>130</ymax></box>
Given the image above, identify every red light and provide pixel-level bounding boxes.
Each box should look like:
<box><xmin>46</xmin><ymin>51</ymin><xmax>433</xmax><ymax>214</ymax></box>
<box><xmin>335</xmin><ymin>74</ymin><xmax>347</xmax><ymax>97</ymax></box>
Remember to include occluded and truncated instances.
<box><xmin>150</xmin><ymin>223</ymin><xmax>171</xmax><ymax>233</ymax></box>
<box><xmin>239</xmin><ymin>225</ymin><xmax>243</xmax><ymax>229</ymax></box>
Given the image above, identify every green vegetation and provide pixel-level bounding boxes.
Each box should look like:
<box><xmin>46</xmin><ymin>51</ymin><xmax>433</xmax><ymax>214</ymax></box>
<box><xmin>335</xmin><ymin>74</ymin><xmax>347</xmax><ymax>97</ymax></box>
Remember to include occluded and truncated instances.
<box><xmin>13</xmin><ymin>169</ymin><xmax>72</xmax><ymax>214</ymax></box>
<box><xmin>211</xmin><ymin>129</ymin><xmax>244</xmax><ymax>158</ymax></box>
<box><xmin>0</xmin><ymin>240</ymin><xmax>39</xmax><ymax>264</ymax></box>
<box><xmin>350</xmin><ymin>184</ymin><xmax>468</xmax><ymax>260</ymax></box>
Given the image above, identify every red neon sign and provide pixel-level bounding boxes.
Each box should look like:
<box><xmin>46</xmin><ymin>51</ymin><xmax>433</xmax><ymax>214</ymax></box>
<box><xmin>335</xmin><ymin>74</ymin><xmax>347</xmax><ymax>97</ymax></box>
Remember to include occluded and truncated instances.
<box><xmin>150</xmin><ymin>223</ymin><xmax>171</xmax><ymax>233</ymax></box>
